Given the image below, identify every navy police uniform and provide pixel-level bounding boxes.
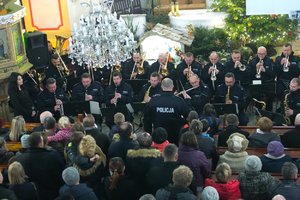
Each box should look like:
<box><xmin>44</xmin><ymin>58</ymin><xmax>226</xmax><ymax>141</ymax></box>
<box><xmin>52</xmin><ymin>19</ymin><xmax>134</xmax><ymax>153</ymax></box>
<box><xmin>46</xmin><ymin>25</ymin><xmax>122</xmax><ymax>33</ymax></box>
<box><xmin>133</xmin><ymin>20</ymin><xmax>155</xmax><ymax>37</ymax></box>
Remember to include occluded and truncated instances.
<box><xmin>176</xmin><ymin>60</ymin><xmax>202</xmax><ymax>86</ymax></box>
<box><xmin>144</xmin><ymin>91</ymin><xmax>190</xmax><ymax>145</ymax></box>
<box><xmin>71</xmin><ymin>81</ymin><xmax>104</xmax><ymax>103</ymax></box>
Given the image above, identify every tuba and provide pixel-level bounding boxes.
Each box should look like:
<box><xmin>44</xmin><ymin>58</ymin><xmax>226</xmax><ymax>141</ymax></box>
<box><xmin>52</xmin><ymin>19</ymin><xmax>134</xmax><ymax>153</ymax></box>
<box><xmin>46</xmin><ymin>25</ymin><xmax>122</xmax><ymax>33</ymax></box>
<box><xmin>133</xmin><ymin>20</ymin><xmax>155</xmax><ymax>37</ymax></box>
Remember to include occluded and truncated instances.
<box><xmin>55</xmin><ymin>35</ymin><xmax>70</xmax><ymax>76</ymax></box>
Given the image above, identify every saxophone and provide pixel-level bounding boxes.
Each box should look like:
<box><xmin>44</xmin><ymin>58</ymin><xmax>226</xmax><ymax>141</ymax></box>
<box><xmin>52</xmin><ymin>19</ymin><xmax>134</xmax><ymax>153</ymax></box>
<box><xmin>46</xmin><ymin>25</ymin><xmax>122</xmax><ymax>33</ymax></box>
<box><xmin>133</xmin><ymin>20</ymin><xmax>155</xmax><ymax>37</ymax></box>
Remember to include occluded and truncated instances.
<box><xmin>284</xmin><ymin>91</ymin><xmax>291</xmax><ymax>125</ymax></box>
<box><xmin>142</xmin><ymin>85</ymin><xmax>151</xmax><ymax>103</ymax></box>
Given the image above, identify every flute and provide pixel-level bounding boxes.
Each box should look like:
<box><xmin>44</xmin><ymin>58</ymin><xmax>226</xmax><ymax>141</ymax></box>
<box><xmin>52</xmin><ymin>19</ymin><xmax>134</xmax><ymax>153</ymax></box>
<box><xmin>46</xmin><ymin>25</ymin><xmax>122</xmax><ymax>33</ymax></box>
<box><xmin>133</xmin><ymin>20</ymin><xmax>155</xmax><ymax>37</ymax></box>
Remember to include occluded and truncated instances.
<box><xmin>175</xmin><ymin>86</ymin><xmax>199</xmax><ymax>96</ymax></box>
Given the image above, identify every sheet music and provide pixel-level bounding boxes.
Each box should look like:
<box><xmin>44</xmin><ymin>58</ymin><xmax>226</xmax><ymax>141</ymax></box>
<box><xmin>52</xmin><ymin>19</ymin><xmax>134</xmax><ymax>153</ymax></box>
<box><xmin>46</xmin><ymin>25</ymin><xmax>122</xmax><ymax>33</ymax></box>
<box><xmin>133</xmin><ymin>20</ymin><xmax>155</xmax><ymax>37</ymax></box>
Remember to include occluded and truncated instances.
<box><xmin>90</xmin><ymin>101</ymin><xmax>101</xmax><ymax>115</ymax></box>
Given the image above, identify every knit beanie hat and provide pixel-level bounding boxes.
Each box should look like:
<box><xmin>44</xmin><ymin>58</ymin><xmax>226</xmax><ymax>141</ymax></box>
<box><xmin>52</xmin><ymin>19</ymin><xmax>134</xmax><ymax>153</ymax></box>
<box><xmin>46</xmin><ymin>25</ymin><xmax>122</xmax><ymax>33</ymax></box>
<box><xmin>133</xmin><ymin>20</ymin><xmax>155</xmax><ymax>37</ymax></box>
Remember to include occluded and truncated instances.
<box><xmin>21</xmin><ymin>134</ymin><xmax>30</xmax><ymax>148</ymax></box>
<box><xmin>201</xmin><ymin>186</ymin><xmax>219</xmax><ymax>200</ymax></box>
<box><xmin>227</xmin><ymin>133</ymin><xmax>248</xmax><ymax>152</ymax></box>
<box><xmin>267</xmin><ymin>141</ymin><xmax>284</xmax><ymax>157</ymax></box>
<box><xmin>62</xmin><ymin>167</ymin><xmax>80</xmax><ymax>185</ymax></box>
<box><xmin>245</xmin><ymin>155</ymin><xmax>262</xmax><ymax>172</ymax></box>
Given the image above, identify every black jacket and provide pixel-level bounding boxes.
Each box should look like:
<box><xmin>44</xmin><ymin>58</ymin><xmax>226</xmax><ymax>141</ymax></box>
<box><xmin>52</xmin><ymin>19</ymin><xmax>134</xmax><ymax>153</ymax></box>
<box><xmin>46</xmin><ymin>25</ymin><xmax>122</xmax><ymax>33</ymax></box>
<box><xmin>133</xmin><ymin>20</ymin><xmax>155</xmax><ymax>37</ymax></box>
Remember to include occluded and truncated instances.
<box><xmin>275</xmin><ymin>52</ymin><xmax>300</xmax><ymax>81</ymax></box>
<box><xmin>85</xmin><ymin>128</ymin><xmax>111</xmax><ymax>156</ymax></box>
<box><xmin>202</xmin><ymin>61</ymin><xmax>224</xmax><ymax>92</ymax></box>
<box><xmin>71</xmin><ymin>81</ymin><xmax>104</xmax><ymax>103</ymax></box>
<box><xmin>224</xmin><ymin>58</ymin><xmax>250</xmax><ymax>84</ymax></box>
<box><xmin>150</xmin><ymin>60</ymin><xmax>177</xmax><ymax>80</ymax></box>
<box><xmin>137</xmin><ymin>82</ymin><xmax>162</xmax><ymax>102</ymax></box>
<box><xmin>144</xmin><ymin>91</ymin><xmax>190</xmax><ymax>144</ymax></box>
<box><xmin>8</xmin><ymin>87</ymin><xmax>34</xmax><ymax>122</ymax></box>
<box><xmin>121</xmin><ymin>59</ymin><xmax>151</xmax><ymax>80</ymax></box>
<box><xmin>176</xmin><ymin>60</ymin><xmax>202</xmax><ymax>86</ymax></box>
<box><xmin>248</xmin><ymin>56</ymin><xmax>275</xmax><ymax>83</ymax></box>
<box><xmin>281</xmin><ymin>126</ymin><xmax>300</xmax><ymax>148</ymax></box>
<box><xmin>59</xmin><ymin>183</ymin><xmax>98</xmax><ymax>200</ymax></box>
<box><xmin>108</xmin><ymin>138</ymin><xmax>139</xmax><ymax>161</ymax></box>
<box><xmin>270</xmin><ymin>180</ymin><xmax>300</xmax><ymax>200</ymax></box>
<box><xmin>37</xmin><ymin>87</ymin><xmax>69</xmax><ymax>118</ymax></box>
<box><xmin>104</xmin><ymin>81</ymin><xmax>133</xmax><ymax>107</ymax></box>
<box><xmin>218</xmin><ymin>125</ymin><xmax>250</xmax><ymax>146</ymax></box>
<box><xmin>15</xmin><ymin>148</ymin><xmax>65</xmax><ymax>200</ymax></box>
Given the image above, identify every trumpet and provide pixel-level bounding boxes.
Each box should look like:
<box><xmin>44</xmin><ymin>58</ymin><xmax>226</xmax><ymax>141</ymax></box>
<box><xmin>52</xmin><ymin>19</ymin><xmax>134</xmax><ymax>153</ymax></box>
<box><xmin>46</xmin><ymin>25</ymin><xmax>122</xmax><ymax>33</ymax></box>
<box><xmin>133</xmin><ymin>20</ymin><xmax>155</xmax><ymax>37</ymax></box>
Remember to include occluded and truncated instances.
<box><xmin>255</xmin><ymin>59</ymin><xmax>263</xmax><ymax>79</ymax></box>
<box><xmin>283</xmin><ymin>55</ymin><xmax>289</xmax><ymax>72</ymax></box>
<box><xmin>211</xmin><ymin>64</ymin><xmax>217</xmax><ymax>81</ymax></box>
<box><xmin>237</xmin><ymin>61</ymin><xmax>246</xmax><ymax>71</ymax></box>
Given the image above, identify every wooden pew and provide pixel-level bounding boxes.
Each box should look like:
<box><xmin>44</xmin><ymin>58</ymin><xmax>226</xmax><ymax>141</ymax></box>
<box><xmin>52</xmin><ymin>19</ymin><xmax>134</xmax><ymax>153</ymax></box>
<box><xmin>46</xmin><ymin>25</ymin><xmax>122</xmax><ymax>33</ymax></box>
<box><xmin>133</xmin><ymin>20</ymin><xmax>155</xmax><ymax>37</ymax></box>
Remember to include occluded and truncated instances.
<box><xmin>6</xmin><ymin>142</ymin><xmax>22</xmax><ymax>152</ymax></box>
<box><xmin>238</xmin><ymin>126</ymin><xmax>295</xmax><ymax>135</ymax></box>
<box><xmin>2</xmin><ymin>122</ymin><xmax>40</xmax><ymax>132</ymax></box>
<box><xmin>0</xmin><ymin>164</ymin><xmax>8</xmax><ymax>172</ymax></box>
<box><xmin>217</xmin><ymin>146</ymin><xmax>300</xmax><ymax>159</ymax></box>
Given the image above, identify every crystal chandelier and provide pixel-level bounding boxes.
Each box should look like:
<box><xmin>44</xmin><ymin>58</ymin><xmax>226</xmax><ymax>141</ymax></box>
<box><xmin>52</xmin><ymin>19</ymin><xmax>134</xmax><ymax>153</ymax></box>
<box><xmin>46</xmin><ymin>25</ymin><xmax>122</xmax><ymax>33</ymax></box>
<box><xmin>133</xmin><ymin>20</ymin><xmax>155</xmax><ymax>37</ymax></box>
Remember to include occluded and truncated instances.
<box><xmin>68</xmin><ymin>0</ymin><xmax>137</xmax><ymax>68</ymax></box>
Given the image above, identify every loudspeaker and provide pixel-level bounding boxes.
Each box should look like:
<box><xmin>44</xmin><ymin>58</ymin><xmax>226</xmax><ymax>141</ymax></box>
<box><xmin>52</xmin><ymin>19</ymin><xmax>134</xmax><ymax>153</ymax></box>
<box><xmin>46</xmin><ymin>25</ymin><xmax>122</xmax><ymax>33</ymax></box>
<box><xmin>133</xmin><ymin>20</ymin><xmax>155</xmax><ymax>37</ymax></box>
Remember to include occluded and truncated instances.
<box><xmin>24</xmin><ymin>31</ymin><xmax>50</xmax><ymax>68</ymax></box>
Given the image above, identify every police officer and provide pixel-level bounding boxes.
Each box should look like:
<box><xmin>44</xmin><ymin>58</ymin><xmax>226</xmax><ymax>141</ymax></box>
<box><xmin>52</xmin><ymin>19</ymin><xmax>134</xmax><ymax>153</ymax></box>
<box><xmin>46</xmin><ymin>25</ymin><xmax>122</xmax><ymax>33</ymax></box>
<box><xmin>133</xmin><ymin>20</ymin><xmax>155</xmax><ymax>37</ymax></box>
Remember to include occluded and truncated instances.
<box><xmin>181</xmin><ymin>74</ymin><xmax>210</xmax><ymax>114</ymax></box>
<box><xmin>202</xmin><ymin>51</ymin><xmax>225</xmax><ymax>93</ymax></box>
<box><xmin>283</xmin><ymin>78</ymin><xmax>300</xmax><ymax>125</ymax></box>
<box><xmin>215</xmin><ymin>72</ymin><xmax>249</xmax><ymax>125</ymax></box>
<box><xmin>105</xmin><ymin>71</ymin><xmax>133</xmax><ymax>107</ymax></box>
<box><xmin>71</xmin><ymin>72</ymin><xmax>104</xmax><ymax>103</ymax></box>
<box><xmin>176</xmin><ymin>52</ymin><xmax>202</xmax><ymax>87</ymax></box>
<box><xmin>224</xmin><ymin>50</ymin><xmax>250</xmax><ymax>85</ymax></box>
<box><xmin>144</xmin><ymin>78</ymin><xmax>190</xmax><ymax>145</ymax></box>
<box><xmin>150</xmin><ymin>52</ymin><xmax>176</xmax><ymax>81</ymax></box>
<box><xmin>37</xmin><ymin>78</ymin><xmax>69</xmax><ymax>120</ymax></box>
<box><xmin>44</xmin><ymin>53</ymin><xmax>67</xmax><ymax>89</ymax></box>
<box><xmin>121</xmin><ymin>52</ymin><xmax>150</xmax><ymax>80</ymax></box>
<box><xmin>275</xmin><ymin>43</ymin><xmax>300</xmax><ymax>98</ymax></box>
<box><xmin>137</xmin><ymin>72</ymin><xmax>162</xmax><ymax>103</ymax></box>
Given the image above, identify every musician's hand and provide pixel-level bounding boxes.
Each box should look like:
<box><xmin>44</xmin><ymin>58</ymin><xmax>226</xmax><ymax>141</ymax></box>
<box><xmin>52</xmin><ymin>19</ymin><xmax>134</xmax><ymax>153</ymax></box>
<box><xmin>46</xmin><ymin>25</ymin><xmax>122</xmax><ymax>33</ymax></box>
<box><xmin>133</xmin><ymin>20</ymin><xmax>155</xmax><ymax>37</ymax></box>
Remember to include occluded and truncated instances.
<box><xmin>56</xmin><ymin>99</ymin><xmax>63</xmax><ymax>105</ymax></box>
<box><xmin>234</xmin><ymin>61</ymin><xmax>241</xmax><ymax>69</ymax></box>
<box><xmin>225</xmin><ymin>100</ymin><xmax>232</xmax><ymax>104</ymax></box>
<box><xmin>90</xmin><ymin>154</ymin><xmax>99</xmax><ymax>162</ymax></box>
<box><xmin>215</xmin><ymin>68</ymin><xmax>219</xmax><ymax>74</ymax></box>
<box><xmin>131</xmin><ymin>72</ymin><xmax>137</xmax><ymax>79</ymax></box>
<box><xmin>182</xmin><ymin>91</ymin><xmax>191</xmax><ymax>99</ymax></box>
<box><xmin>174</xmin><ymin>91</ymin><xmax>179</xmax><ymax>95</ymax></box>
<box><xmin>208</xmin><ymin>66</ymin><xmax>214</xmax><ymax>73</ymax></box>
<box><xmin>54</xmin><ymin>105</ymin><xmax>60</xmax><ymax>111</ymax></box>
<box><xmin>115</xmin><ymin>92</ymin><xmax>122</xmax><ymax>99</ymax></box>
<box><xmin>286</xmin><ymin>108</ymin><xmax>293</xmax><ymax>117</ymax></box>
<box><xmin>85</xmin><ymin>94</ymin><xmax>93</xmax><ymax>101</ymax></box>
<box><xmin>183</xmin><ymin>68</ymin><xmax>189</xmax><ymax>75</ymax></box>
<box><xmin>111</xmin><ymin>98</ymin><xmax>117</xmax><ymax>105</ymax></box>
<box><xmin>256</xmin><ymin>62</ymin><xmax>261</xmax><ymax>68</ymax></box>
<box><xmin>260</xmin><ymin>65</ymin><xmax>266</xmax><ymax>72</ymax></box>
<box><xmin>31</xmin><ymin>111</ymin><xmax>36</xmax><ymax>117</ymax></box>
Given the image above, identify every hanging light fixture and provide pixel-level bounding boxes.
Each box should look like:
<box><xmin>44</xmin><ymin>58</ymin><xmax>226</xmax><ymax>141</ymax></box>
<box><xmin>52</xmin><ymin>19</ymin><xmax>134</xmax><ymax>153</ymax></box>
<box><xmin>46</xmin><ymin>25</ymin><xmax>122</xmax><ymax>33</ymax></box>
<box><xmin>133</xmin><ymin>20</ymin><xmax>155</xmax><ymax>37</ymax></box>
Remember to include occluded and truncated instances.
<box><xmin>68</xmin><ymin>0</ymin><xmax>137</xmax><ymax>69</ymax></box>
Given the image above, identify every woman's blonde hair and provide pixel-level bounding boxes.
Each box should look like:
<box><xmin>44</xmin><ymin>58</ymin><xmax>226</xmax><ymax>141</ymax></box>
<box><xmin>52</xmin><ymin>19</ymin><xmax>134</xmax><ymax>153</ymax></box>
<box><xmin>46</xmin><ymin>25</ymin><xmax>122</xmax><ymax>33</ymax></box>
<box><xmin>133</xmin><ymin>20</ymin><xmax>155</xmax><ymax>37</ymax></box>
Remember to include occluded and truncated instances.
<box><xmin>58</xmin><ymin>116</ymin><xmax>70</xmax><ymax>129</ymax></box>
<box><xmin>215</xmin><ymin>162</ymin><xmax>232</xmax><ymax>183</ymax></box>
<box><xmin>8</xmin><ymin>161</ymin><xmax>26</xmax><ymax>185</ymax></box>
<box><xmin>79</xmin><ymin>135</ymin><xmax>96</xmax><ymax>157</ymax></box>
<box><xmin>9</xmin><ymin>116</ymin><xmax>26</xmax><ymax>141</ymax></box>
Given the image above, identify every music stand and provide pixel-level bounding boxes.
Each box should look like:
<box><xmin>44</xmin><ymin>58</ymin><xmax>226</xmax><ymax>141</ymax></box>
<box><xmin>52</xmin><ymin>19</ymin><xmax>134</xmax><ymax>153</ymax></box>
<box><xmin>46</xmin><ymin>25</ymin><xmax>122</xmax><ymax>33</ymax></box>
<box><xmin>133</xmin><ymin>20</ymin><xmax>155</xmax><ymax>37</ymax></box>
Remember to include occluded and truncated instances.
<box><xmin>124</xmin><ymin>79</ymin><xmax>148</xmax><ymax>95</ymax></box>
<box><xmin>213</xmin><ymin>103</ymin><xmax>239</xmax><ymax>116</ymax></box>
<box><xmin>63</xmin><ymin>101</ymin><xmax>91</xmax><ymax>116</ymax></box>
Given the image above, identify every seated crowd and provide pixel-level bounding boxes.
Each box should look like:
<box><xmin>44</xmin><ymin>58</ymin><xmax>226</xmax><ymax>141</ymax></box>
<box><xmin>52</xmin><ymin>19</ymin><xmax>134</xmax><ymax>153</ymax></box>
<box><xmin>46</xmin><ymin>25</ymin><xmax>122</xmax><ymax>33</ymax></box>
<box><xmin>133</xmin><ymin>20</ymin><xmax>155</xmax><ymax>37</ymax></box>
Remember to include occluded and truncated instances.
<box><xmin>2</xmin><ymin>108</ymin><xmax>300</xmax><ymax>200</ymax></box>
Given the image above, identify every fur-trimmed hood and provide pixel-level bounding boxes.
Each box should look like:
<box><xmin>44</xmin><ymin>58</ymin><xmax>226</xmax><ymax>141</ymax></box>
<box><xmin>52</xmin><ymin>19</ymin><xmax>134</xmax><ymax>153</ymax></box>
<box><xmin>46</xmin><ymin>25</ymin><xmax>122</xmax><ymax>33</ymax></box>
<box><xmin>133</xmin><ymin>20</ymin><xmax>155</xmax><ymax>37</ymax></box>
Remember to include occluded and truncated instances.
<box><xmin>127</xmin><ymin>148</ymin><xmax>161</xmax><ymax>158</ymax></box>
<box><xmin>74</xmin><ymin>145</ymin><xmax>106</xmax><ymax>177</ymax></box>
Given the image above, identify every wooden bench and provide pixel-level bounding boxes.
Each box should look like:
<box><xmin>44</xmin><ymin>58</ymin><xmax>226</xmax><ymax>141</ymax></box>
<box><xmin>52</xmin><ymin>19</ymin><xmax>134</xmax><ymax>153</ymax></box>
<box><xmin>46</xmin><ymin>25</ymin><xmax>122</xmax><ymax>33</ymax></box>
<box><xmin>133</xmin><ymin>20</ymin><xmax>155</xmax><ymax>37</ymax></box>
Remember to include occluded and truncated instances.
<box><xmin>0</xmin><ymin>164</ymin><xmax>8</xmax><ymax>172</ymax></box>
<box><xmin>217</xmin><ymin>146</ymin><xmax>300</xmax><ymax>159</ymax></box>
<box><xmin>238</xmin><ymin>126</ymin><xmax>295</xmax><ymax>135</ymax></box>
<box><xmin>6</xmin><ymin>142</ymin><xmax>22</xmax><ymax>152</ymax></box>
<box><xmin>3</xmin><ymin>122</ymin><xmax>40</xmax><ymax>132</ymax></box>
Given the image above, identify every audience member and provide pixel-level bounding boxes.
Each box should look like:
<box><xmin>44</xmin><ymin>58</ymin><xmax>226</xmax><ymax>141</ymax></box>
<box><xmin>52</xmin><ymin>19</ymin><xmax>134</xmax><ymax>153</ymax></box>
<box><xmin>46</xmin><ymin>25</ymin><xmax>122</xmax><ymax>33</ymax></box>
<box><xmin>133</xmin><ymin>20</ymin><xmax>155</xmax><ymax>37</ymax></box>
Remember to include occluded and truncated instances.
<box><xmin>205</xmin><ymin>162</ymin><xmax>241</xmax><ymax>200</ymax></box>
<box><xmin>0</xmin><ymin>118</ymin><xmax>10</xmax><ymax>138</ymax></box>
<box><xmin>155</xmin><ymin>165</ymin><xmax>197</xmax><ymax>200</ymax></box>
<box><xmin>0</xmin><ymin>170</ymin><xmax>17</xmax><ymax>200</ymax></box>
<box><xmin>260</xmin><ymin>141</ymin><xmax>293</xmax><ymax>173</ymax></box>
<box><xmin>7</xmin><ymin>116</ymin><xmax>26</xmax><ymax>142</ymax></box>
<box><xmin>139</xmin><ymin>194</ymin><xmax>156</xmax><ymax>200</ymax></box>
<box><xmin>74</xmin><ymin>135</ymin><xmax>106</xmax><ymax>198</ymax></box>
<box><xmin>109</xmin><ymin>112</ymin><xmax>125</xmax><ymax>140</ymax></box>
<box><xmin>281</xmin><ymin>113</ymin><xmax>300</xmax><ymax>147</ymax></box>
<box><xmin>200</xmin><ymin>186</ymin><xmax>219</xmax><ymax>200</ymax></box>
<box><xmin>272</xmin><ymin>195</ymin><xmax>286</xmax><ymax>200</ymax></box>
<box><xmin>108</xmin><ymin>122</ymin><xmax>138</xmax><ymax>161</ymax></box>
<box><xmin>32</xmin><ymin>111</ymin><xmax>53</xmax><ymax>132</ymax></box>
<box><xmin>179</xmin><ymin>110</ymin><xmax>199</xmax><ymax>136</ymax></box>
<box><xmin>48</xmin><ymin>116</ymin><xmax>72</xmax><ymax>144</ymax></box>
<box><xmin>15</xmin><ymin>132</ymin><xmax>65</xmax><ymax>200</ymax></box>
<box><xmin>70</xmin><ymin>122</ymin><xmax>85</xmax><ymax>133</ymax></box>
<box><xmin>238</xmin><ymin>155</ymin><xmax>279</xmax><ymax>200</ymax></box>
<box><xmin>43</xmin><ymin>116</ymin><xmax>57</xmax><ymax>136</ymax></box>
<box><xmin>151</xmin><ymin>127</ymin><xmax>170</xmax><ymax>153</ymax></box>
<box><xmin>217</xmin><ymin>113</ymin><xmax>249</xmax><ymax>146</ymax></box>
<box><xmin>104</xmin><ymin>157</ymin><xmax>138</xmax><ymax>200</ymax></box>
<box><xmin>270</xmin><ymin>162</ymin><xmax>300</xmax><ymax>200</ymax></box>
<box><xmin>17</xmin><ymin>134</ymin><xmax>30</xmax><ymax>155</ymax></box>
<box><xmin>178</xmin><ymin>131</ymin><xmax>210</xmax><ymax>194</ymax></box>
<box><xmin>59</xmin><ymin>167</ymin><xmax>98</xmax><ymax>200</ymax></box>
<box><xmin>249</xmin><ymin>117</ymin><xmax>280</xmax><ymax>147</ymax></box>
<box><xmin>126</xmin><ymin>132</ymin><xmax>163</xmax><ymax>195</ymax></box>
<box><xmin>200</xmin><ymin>103</ymin><xmax>221</xmax><ymax>136</ymax></box>
<box><xmin>8</xmin><ymin>161</ymin><xmax>39</xmax><ymax>200</ymax></box>
<box><xmin>0</xmin><ymin>137</ymin><xmax>14</xmax><ymax>164</ymax></box>
<box><xmin>146</xmin><ymin>144</ymin><xmax>179</xmax><ymax>195</ymax></box>
<box><xmin>218</xmin><ymin>132</ymin><xmax>249</xmax><ymax>172</ymax></box>
<box><xmin>83</xmin><ymin>114</ymin><xmax>110</xmax><ymax>155</ymax></box>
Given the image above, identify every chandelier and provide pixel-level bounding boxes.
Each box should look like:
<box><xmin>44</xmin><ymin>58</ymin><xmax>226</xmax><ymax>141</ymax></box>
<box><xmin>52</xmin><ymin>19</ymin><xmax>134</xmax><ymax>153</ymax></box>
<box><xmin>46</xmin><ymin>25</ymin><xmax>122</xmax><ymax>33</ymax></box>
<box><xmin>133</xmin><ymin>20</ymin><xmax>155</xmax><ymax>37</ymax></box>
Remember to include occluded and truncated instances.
<box><xmin>68</xmin><ymin>0</ymin><xmax>137</xmax><ymax>68</ymax></box>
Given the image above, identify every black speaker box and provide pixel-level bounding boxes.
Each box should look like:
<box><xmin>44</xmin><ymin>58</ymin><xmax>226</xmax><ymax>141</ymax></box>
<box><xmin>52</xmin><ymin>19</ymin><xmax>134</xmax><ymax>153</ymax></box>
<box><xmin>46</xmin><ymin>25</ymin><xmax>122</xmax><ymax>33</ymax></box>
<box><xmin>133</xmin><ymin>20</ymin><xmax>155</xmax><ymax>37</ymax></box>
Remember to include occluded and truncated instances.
<box><xmin>24</xmin><ymin>31</ymin><xmax>50</xmax><ymax>68</ymax></box>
